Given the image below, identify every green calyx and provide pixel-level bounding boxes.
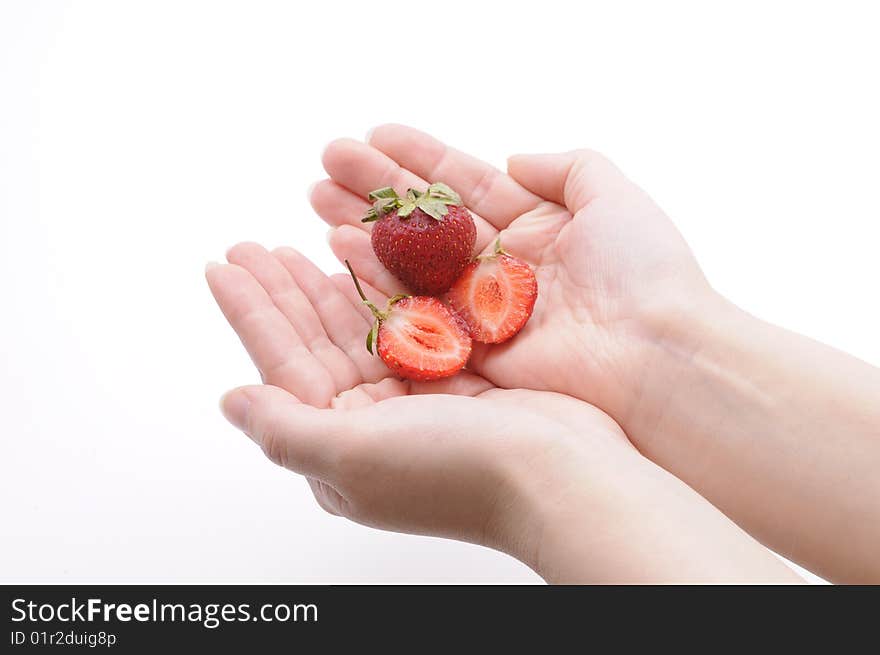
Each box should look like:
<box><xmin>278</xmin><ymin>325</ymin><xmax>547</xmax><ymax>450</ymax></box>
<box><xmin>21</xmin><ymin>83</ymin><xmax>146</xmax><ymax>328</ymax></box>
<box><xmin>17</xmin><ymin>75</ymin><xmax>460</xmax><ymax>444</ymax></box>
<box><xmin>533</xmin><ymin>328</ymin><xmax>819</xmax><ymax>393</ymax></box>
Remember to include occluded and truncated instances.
<box><xmin>361</xmin><ymin>182</ymin><xmax>462</xmax><ymax>223</ymax></box>
<box><xmin>344</xmin><ymin>259</ymin><xmax>408</xmax><ymax>354</ymax></box>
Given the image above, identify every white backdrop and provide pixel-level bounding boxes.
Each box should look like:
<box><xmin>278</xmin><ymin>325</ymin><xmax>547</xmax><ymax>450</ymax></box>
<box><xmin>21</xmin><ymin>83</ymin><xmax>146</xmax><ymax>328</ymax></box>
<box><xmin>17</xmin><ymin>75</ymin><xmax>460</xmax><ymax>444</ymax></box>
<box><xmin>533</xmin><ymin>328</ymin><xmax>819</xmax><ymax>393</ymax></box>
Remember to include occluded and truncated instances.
<box><xmin>2</xmin><ymin>1</ymin><xmax>876</xmax><ymax>583</ymax></box>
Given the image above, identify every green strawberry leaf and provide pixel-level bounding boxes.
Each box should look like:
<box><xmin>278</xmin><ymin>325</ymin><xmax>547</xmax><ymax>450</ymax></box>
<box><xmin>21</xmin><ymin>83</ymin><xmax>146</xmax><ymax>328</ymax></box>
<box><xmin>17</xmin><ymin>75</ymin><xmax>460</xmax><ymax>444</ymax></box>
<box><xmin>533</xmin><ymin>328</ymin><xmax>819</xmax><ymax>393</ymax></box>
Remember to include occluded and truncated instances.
<box><xmin>368</xmin><ymin>187</ymin><xmax>399</xmax><ymax>201</ymax></box>
<box><xmin>418</xmin><ymin>199</ymin><xmax>450</xmax><ymax>220</ymax></box>
<box><xmin>397</xmin><ymin>201</ymin><xmax>417</xmax><ymax>218</ymax></box>
<box><xmin>366</xmin><ymin>320</ymin><xmax>379</xmax><ymax>354</ymax></box>
<box><xmin>362</xmin><ymin>195</ymin><xmax>401</xmax><ymax>222</ymax></box>
<box><xmin>427</xmin><ymin>182</ymin><xmax>461</xmax><ymax>205</ymax></box>
<box><xmin>370</xmin><ymin>183</ymin><xmax>461</xmax><ymax>221</ymax></box>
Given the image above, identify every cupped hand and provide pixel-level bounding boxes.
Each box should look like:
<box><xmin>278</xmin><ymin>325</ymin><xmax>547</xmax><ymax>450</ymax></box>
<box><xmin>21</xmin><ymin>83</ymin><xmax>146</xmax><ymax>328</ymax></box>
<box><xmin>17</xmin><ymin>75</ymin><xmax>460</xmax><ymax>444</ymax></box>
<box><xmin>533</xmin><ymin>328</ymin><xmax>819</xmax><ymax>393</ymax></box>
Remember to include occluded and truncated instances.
<box><xmin>311</xmin><ymin>125</ymin><xmax>713</xmax><ymax>425</ymax></box>
<box><xmin>206</xmin><ymin>244</ymin><xmax>803</xmax><ymax>583</ymax></box>
<box><xmin>205</xmin><ymin>243</ymin><xmax>634</xmax><ymax>567</ymax></box>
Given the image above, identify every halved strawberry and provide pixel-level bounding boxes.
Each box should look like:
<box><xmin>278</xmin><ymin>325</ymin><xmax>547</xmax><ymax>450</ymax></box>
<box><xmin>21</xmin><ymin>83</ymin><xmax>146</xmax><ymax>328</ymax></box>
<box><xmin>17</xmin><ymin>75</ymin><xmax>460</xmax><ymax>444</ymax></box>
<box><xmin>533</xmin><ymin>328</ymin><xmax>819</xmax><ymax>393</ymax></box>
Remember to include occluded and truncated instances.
<box><xmin>446</xmin><ymin>240</ymin><xmax>537</xmax><ymax>344</ymax></box>
<box><xmin>346</xmin><ymin>261</ymin><xmax>471</xmax><ymax>382</ymax></box>
<box><xmin>377</xmin><ymin>296</ymin><xmax>472</xmax><ymax>381</ymax></box>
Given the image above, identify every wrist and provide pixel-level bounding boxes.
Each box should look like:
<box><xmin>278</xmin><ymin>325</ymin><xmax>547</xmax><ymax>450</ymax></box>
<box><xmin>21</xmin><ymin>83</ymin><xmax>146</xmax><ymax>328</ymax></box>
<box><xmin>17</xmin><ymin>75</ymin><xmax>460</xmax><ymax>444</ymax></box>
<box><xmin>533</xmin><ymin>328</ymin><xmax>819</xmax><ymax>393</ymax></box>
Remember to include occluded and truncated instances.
<box><xmin>495</xmin><ymin>429</ymin><xmax>644</xmax><ymax>581</ymax></box>
<box><xmin>615</xmin><ymin>287</ymin><xmax>744</xmax><ymax>447</ymax></box>
<box><xmin>510</xmin><ymin>437</ymin><xmax>803</xmax><ymax>584</ymax></box>
<box><xmin>612</xmin><ymin>288</ymin><xmax>880</xmax><ymax>583</ymax></box>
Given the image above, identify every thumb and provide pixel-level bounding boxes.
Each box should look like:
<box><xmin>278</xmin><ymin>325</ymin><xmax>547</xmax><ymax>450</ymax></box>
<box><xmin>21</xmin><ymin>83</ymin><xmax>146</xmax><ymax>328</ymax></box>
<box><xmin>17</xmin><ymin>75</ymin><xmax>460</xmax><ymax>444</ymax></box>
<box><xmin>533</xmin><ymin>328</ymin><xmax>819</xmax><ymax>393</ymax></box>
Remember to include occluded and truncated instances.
<box><xmin>220</xmin><ymin>384</ymin><xmax>342</xmax><ymax>479</ymax></box>
<box><xmin>506</xmin><ymin>150</ymin><xmax>630</xmax><ymax>214</ymax></box>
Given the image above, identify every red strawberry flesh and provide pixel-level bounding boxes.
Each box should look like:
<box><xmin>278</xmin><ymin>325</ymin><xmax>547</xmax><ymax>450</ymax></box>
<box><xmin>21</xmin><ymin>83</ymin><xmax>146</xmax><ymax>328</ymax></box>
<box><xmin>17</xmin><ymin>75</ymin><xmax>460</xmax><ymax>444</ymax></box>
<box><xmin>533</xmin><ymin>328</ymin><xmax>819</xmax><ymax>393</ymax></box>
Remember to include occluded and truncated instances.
<box><xmin>446</xmin><ymin>254</ymin><xmax>537</xmax><ymax>344</ymax></box>
<box><xmin>377</xmin><ymin>296</ymin><xmax>472</xmax><ymax>381</ymax></box>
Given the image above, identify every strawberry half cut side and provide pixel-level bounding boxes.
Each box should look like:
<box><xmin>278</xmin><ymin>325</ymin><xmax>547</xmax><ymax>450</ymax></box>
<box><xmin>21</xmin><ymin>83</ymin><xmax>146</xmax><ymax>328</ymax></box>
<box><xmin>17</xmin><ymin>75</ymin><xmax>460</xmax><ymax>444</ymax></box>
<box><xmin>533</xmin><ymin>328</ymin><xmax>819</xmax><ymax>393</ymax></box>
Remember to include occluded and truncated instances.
<box><xmin>377</xmin><ymin>296</ymin><xmax>472</xmax><ymax>382</ymax></box>
<box><xmin>345</xmin><ymin>260</ymin><xmax>471</xmax><ymax>382</ymax></box>
<box><xmin>446</xmin><ymin>241</ymin><xmax>538</xmax><ymax>344</ymax></box>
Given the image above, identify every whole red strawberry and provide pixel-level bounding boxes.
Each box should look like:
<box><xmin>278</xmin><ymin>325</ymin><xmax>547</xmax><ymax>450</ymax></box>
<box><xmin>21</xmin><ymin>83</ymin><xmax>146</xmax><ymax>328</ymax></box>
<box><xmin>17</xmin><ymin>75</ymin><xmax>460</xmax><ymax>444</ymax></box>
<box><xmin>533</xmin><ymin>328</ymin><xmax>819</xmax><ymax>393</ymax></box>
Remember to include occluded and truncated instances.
<box><xmin>345</xmin><ymin>261</ymin><xmax>471</xmax><ymax>382</ymax></box>
<box><xmin>362</xmin><ymin>183</ymin><xmax>476</xmax><ymax>296</ymax></box>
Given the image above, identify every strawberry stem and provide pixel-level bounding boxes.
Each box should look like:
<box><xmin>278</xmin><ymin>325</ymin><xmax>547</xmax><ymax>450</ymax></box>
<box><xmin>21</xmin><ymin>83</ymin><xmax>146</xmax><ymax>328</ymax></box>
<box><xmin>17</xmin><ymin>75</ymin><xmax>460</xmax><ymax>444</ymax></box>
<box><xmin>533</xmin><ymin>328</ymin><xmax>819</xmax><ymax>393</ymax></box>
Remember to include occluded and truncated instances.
<box><xmin>345</xmin><ymin>259</ymin><xmax>385</xmax><ymax>317</ymax></box>
<box><xmin>477</xmin><ymin>237</ymin><xmax>508</xmax><ymax>262</ymax></box>
<box><xmin>345</xmin><ymin>259</ymin><xmax>369</xmax><ymax>303</ymax></box>
<box><xmin>345</xmin><ymin>260</ymin><xmax>385</xmax><ymax>355</ymax></box>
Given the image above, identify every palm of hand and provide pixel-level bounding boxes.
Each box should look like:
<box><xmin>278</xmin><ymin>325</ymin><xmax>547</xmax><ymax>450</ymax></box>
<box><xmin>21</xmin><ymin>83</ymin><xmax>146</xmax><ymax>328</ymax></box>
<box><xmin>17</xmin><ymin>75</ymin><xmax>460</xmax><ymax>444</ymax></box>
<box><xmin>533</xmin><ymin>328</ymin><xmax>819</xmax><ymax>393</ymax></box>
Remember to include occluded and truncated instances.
<box><xmin>313</xmin><ymin>125</ymin><xmax>708</xmax><ymax>416</ymax></box>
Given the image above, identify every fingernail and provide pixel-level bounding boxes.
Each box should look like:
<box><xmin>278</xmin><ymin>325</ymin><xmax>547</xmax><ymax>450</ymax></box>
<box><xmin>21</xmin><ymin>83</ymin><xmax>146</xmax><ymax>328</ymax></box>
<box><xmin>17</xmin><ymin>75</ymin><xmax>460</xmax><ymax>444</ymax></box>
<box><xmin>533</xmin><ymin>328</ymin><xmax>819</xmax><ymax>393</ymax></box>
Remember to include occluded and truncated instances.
<box><xmin>205</xmin><ymin>261</ymin><xmax>220</xmax><ymax>272</ymax></box>
<box><xmin>220</xmin><ymin>390</ymin><xmax>250</xmax><ymax>432</ymax></box>
<box><xmin>326</xmin><ymin>227</ymin><xmax>335</xmax><ymax>245</ymax></box>
<box><xmin>364</xmin><ymin>126</ymin><xmax>376</xmax><ymax>143</ymax></box>
<box><xmin>306</xmin><ymin>181</ymin><xmax>318</xmax><ymax>203</ymax></box>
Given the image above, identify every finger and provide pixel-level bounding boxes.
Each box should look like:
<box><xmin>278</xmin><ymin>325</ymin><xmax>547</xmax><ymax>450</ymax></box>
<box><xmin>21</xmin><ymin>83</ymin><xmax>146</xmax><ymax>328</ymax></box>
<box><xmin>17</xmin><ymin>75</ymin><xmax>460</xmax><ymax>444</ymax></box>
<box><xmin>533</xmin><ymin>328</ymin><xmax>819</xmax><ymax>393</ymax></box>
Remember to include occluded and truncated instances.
<box><xmin>408</xmin><ymin>372</ymin><xmax>496</xmax><ymax>397</ymax></box>
<box><xmin>226</xmin><ymin>242</ymin><xmax>363</xmax><ymax>395</ymax></box>
<box><xmin>321</xmin><ymin>137</ymin><xmax>424</xmax><ymax>204</ymax></box>
<box><xmin>327</xmin><ymin>225</ymin><xmax>406</xmax><ymax>297</ymax></box>
<box><xmin>479</xmin><ymin>203</ymin><xmax>572</xmax><ymax>261</ymax></box>
<box><xmin>220</xmin><ymin>384</ymin><xmax>346</xmax><ymax>480</ymax></box>
<box><xmin>506</xmin><ymin>150</ymin><xmax>631</xmax><ymax>214</ymax></box>
<box><xmin>329</xmin><ymin>272</ymin><xmax>390</xmax><ymax>323</ymax></box>
<box><xmin>332</xmin><ymin>378</ymin><xmax>409</xmax><ymax>409</ymax></box>
<box><xmin>321</xmin><ymin>137</ymin><xmax>497</xmax><ymax>252</ymax></box>
<box><xmin>205</xmin><ymin>263</ymin><xmax>336</xmax><ymax>407</ymax></box>
<box><xmin>332</xmin><ymin>371</ymin><xmax>494</xmax><ymax>405</ymax></box>
<box><xmin>273</xmin><ymin>246</ymin><xmax>389</xmax><ymax>384</ymax></box>
<box><xmin>225</xmin><ymin>242</ymin><xmax>328</xmax><ymax>348</ymax></box>
<box><xmin>309</xmin><ymin>179</ymin><xmax>371</xmax><ymax>232</ymax></box>
<box><xmin>368</xmin><ymin>124</ymin><xmax>541</xmax><ymax>229</ymax></box>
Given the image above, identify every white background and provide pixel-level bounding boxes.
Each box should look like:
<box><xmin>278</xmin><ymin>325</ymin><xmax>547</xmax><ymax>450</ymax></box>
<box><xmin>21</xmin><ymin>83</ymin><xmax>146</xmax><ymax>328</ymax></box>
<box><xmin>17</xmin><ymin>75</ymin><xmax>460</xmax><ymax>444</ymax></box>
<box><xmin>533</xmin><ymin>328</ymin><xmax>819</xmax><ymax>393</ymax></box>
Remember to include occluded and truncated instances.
<box><xmin>2</xmin><ymin>1</ymin><xmax>876</xmax><ymax>584</ymax></box>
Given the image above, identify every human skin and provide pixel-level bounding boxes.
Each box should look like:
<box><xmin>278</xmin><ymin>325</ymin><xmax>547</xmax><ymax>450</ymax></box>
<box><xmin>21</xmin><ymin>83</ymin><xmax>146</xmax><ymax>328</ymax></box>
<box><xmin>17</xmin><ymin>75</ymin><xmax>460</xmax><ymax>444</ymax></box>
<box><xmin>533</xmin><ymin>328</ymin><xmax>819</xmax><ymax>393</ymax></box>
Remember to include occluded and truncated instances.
<box><xmin>206</xmin><ymin>246</ymin><xmax>800</xmax><ymax>583</ymax></box>
<box><xmin>310</xmin><ymin>125</ymin><xmax>880</xmax><ymax>583</ymax></box>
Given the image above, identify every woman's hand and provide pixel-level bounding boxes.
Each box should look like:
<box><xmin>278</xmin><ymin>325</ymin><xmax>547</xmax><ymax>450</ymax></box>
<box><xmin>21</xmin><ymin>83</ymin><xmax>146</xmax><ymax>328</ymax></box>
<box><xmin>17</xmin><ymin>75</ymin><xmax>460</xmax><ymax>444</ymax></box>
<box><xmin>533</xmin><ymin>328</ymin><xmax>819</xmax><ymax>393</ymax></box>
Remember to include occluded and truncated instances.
<box><xmin>311</xmin><ymin>125</ymin><xmax>712</xmax><ymax>426</ymax></box>
<box><xmin>206</xmin><ymin>243</ymin><xmax>800</xmax><ymax>583</ymax></box>
<box><xmin>204</xmin><ymin>242</ymin><xmax>626</xmax><ymax>562</ymax></box>
<box><xmin>311</xmin><ymin>125</ymin><xmax>880</xmax><ymax>582</ymax></box>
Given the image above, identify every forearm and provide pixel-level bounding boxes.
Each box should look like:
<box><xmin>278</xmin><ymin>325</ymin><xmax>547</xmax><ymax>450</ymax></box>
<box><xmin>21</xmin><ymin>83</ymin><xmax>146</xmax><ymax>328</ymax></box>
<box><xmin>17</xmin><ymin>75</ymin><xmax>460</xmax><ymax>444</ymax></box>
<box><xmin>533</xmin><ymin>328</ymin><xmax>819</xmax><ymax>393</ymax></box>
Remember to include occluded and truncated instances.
<box><xmin>508</xmin><ymin>436</ymin><xmax>802</xmax><ymax>584</ymax></box>
<box><xmin>627</xmin><ymin>293</ymin><xmax>880</xmax><ymax>582</ymax></box>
